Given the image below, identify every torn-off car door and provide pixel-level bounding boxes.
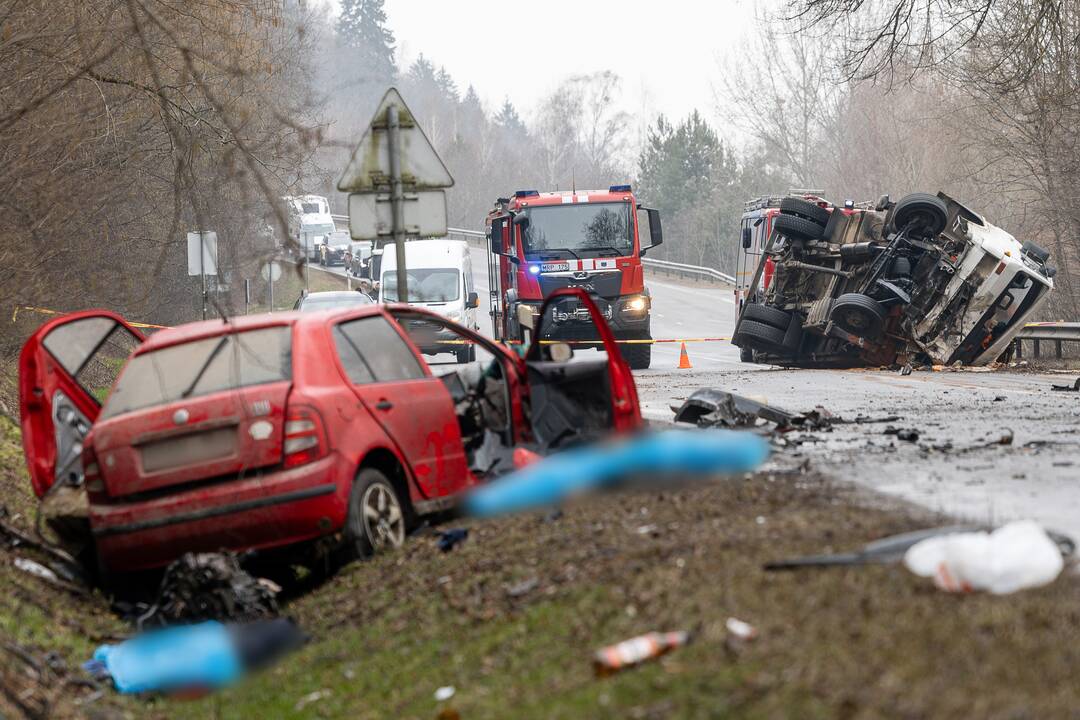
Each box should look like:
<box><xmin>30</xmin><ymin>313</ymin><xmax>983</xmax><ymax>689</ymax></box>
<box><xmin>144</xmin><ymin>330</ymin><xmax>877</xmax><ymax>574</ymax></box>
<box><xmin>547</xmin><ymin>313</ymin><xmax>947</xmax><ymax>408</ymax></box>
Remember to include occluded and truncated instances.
<box><xmin>19</xmin><ymin>311</ymin><xmax>144</xmax><ymax>497</ymax></box>
<box><xmin>524</xmin><ymin>287</ymin><xmax>642</xmax><ymax>449</ymax></box>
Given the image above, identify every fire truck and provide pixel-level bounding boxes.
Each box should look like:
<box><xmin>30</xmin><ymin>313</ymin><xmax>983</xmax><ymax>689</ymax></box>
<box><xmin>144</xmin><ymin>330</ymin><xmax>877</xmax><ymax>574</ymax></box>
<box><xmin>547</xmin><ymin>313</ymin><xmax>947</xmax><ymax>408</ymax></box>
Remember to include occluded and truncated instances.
<box><xmin>485</xmin><ymin>186</ymin><xmax>663</xmax><ymax>369</ymax></box>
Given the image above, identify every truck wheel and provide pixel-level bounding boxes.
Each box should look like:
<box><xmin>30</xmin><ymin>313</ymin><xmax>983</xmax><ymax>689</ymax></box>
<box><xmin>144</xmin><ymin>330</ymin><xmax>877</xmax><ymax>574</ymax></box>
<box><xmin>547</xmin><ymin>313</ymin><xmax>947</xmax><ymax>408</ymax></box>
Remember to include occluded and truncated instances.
<box><xmin>456</xmin><ymin>345</ymin><xmax>476</xmax><ymax>363</ymax></box>
<box><xmin>830</xmin><ymin>293</ymin><xmax>886</xmax><ymax>340</ymax></box>
<box><xmin>892</xmin><ymin>193</ymin><xmax>948</xmax><ymax>237</ymax></box>
<box><xmin>345</xmin><ymin>468</ymin><xmax>406</xmax><ymax>559</ymax></box>
<box><xmin>735</xmin><ymin>319</ymin><xmax>787</xmax><ymax>351</ymax></box>
<box><xmin>1022</xmin><ymin>240</ymin><xmax>1050</xmax><ymax>263</ymax></box>
<box><xmin>780</xmin><ymin>197</ymin><xmax>830</xmax><ymax>226</ymax></box>
<box><xmin>619</xmin><ymin>342</ymin><xmax>651</xmax><ymax>370</ymax></box>
<box><xmin>773</xmin><ymin>214</ymin><xmax>824</xmax><ymax>241</ymax></box>
<box><xmin>739</xmin><ymin>345</ymin><xmax>755</xmax><ymax>363</ymax></box>
<box><xmin>742</xmin><ymin>303</ymin><xmax>792</xmax><ymax>330</ymax></box>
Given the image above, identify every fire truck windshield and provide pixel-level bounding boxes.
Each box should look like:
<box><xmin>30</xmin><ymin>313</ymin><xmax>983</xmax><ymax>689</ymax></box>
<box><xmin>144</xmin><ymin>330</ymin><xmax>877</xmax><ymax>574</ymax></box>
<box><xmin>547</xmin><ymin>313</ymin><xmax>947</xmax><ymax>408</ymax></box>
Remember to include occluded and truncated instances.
<box><xmin>521</xmin><ymin>202</ymin><xmax>633</xmax><ymax>258</ymax></box>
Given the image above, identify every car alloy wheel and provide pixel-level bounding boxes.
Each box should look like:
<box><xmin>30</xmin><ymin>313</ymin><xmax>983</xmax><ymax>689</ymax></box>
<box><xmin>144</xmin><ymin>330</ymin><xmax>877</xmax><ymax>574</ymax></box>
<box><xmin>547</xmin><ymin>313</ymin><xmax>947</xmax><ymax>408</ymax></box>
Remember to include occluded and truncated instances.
<box><xmin>362</xmin><ymin>481</ymin><xmax>404</xmax><ymax>550</ymax></box>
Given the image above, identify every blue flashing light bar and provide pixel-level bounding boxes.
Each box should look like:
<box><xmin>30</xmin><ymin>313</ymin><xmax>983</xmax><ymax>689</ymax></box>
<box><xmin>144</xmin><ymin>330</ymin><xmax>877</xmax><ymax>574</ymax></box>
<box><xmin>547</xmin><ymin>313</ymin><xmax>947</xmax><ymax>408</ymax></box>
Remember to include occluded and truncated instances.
<box><xmin>528</xmin><ymin>264</ymin><xmax>541</xmax><ymax>275</ymax></box>
<box><xmin>609</xmin><ymin>184</ymin><xmax>632</xmax><ymax>193</ymax></box>
<box><xmin>514</xmin><ymin>190</ymin><xmax>540</xmax><ymax>198</ymax></box>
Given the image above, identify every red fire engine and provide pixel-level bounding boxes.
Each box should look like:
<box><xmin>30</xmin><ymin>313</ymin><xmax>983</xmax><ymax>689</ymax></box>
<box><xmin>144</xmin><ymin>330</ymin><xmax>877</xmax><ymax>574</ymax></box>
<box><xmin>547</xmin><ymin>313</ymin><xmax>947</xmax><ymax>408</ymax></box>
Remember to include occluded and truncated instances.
<box><xmin>485</xmin><ymin>186</ymin><xmax>663</xmax><ymax>369</ymax></box>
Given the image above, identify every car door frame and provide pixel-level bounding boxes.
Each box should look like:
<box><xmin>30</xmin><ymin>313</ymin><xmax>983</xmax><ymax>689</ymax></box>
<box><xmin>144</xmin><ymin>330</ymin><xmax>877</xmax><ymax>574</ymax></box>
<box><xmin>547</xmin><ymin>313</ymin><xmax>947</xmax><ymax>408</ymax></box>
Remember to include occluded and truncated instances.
<box><xmin>19</xmin><ymin>310</ymin><xmax>145</xmax><ymax>497</ymax></box>
<box><xmin>525</xmin><ymin>287</ymin><xmax>642</xmax><ymax>433</ymax></box>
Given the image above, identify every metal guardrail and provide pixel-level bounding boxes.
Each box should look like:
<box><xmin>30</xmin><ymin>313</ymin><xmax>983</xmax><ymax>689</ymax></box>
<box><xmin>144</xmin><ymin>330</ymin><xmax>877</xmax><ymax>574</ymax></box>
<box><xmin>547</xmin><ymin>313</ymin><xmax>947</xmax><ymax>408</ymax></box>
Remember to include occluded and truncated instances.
<box><xmin>1014</xmin><ymin>322</ymin><xmax>1080</xmax><ymax>360</ymax></box>
<box><xmin>332</xmin><ymin>219</ymin><xmax>735</xmax><ymax>286</ymax></box>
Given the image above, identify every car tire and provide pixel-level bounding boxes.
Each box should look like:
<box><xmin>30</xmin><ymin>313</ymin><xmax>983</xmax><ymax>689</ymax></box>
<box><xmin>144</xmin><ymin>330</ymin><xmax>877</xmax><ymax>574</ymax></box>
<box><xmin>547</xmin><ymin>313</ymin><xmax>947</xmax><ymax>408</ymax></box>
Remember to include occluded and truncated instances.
<box><xmin>742</xmin><ymin>303</ymin><xmax>792</xmax><ymax>331</ymax></box>
<box><xmin>780</xmin><ymin>197</ymin><xmax>830</xmax><ymax>226</ymax></box>
<box><xmin>830</xmin><ymin>293</ymin><xmax>886</xmax><ymax>339</ymax></box>
<box><xmin>345</xmin><ymin>468</ymin><xmax>406</xmax><ymax>559</ymax></box>
<box><xmin>892</xmin><ymin>193</ymin><xmax>948</xmax><ymax>237</ymax></box>
<box><xmin>735</xmin><ymin>319</ymin><xmax>787</xmax><ymax>350</ymax></box>
<box><xmin>773</xmin><ymin>213</ymin><xmax>825</xmax><ymax>241</ymax></box>
<box><xmin>619</xmin><ymin>341</ymin><xmax>651</xmax><ymax>370</ymax></box>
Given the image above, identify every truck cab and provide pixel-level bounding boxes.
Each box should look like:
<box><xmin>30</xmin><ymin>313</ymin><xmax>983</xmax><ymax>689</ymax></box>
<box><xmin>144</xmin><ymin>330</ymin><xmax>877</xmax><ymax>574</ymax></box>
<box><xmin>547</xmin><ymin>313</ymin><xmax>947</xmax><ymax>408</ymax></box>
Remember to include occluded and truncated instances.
<box><xmin>486</xmin><ymin>186</ymin><xmax>663</xmax><ymax>369</ymax></box>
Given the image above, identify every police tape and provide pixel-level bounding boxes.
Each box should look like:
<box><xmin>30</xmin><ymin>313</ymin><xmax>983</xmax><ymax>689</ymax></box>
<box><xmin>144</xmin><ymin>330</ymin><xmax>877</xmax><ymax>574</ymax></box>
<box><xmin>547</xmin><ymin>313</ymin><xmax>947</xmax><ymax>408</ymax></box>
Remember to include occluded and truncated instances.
<box><xmin>12</xmin><ymin>305</ymin><xmax>169</xmax><ymax>329</ymax></box>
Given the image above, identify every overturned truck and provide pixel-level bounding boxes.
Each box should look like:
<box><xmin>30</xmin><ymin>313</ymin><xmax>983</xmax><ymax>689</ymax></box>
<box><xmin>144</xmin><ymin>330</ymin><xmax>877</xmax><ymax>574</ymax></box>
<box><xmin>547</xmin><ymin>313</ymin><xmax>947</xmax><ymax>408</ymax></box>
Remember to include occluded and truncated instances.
<box><xmin>732</xmin><ymin>192</ymin><xmax>1055</xmax><ymax>367</ymax></box>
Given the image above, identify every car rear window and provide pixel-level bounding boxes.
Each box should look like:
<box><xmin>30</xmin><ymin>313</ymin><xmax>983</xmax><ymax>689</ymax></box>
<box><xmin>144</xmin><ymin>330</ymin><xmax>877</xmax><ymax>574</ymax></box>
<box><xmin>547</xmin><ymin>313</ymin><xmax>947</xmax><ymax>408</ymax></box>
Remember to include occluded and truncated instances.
<box><xmin>100</xmin><ymin>326</ymin><xmax>292</xmax><ymax>420</ymax></box>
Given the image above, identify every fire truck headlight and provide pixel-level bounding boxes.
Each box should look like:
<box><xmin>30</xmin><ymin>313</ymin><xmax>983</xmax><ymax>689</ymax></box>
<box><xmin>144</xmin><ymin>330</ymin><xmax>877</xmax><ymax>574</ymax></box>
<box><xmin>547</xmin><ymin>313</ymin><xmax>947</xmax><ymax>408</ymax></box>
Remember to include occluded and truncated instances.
<box><xmin>622</xmin><ymin>295</ymin><xmax>649</xmax><ymax>315</ymax></box>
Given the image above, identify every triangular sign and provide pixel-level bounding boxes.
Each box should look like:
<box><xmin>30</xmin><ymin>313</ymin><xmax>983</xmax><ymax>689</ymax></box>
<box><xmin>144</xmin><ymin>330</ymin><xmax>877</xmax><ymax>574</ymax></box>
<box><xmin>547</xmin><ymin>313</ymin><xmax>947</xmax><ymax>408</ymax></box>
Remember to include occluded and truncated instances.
<box><xmin>337</xmin><ymin>87</ymin><xmax>454</xmax><ymax>193</ymax></box>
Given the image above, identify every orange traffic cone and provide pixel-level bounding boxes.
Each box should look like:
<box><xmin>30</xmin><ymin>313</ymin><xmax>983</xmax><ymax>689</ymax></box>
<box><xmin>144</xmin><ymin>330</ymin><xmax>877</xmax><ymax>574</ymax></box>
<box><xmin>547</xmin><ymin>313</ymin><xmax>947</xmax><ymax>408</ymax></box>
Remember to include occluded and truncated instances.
<box><xmin>678</xmin><ymin>342</ymin><xmax>692</xmax><ymax>369</ymax></box>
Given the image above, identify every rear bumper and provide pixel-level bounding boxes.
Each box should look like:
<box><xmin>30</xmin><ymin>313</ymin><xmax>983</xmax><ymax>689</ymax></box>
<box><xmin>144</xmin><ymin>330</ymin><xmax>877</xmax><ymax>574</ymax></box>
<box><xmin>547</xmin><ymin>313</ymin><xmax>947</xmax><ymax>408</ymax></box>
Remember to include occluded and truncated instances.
<box><xmin>90</xmin><ymin>454</ymin><xmax>349</xmax><ymax>572</ymax></box>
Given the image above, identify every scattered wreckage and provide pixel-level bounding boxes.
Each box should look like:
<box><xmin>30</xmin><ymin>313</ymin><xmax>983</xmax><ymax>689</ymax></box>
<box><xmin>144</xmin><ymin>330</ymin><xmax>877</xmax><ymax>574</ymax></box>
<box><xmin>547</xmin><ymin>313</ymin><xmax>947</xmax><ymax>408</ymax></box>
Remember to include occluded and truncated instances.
<box><xmin>18</xmin><ymin>288</ymin><xmax>640</xmax><ymax>577</ymax></box>
<box><xmin>733</xmin><ymin>191</ymin><xmax>1055</xmax><ymax>367</ymax></box>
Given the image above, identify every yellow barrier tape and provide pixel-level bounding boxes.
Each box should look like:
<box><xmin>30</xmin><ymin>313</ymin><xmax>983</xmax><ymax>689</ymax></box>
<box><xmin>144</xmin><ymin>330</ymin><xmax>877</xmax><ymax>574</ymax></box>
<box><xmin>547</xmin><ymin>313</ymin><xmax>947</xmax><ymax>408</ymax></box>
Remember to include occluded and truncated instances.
<box><xmin>12</xmin><ymin>306</ymin><xmax>169</xmax><ymax>329</ymax></box>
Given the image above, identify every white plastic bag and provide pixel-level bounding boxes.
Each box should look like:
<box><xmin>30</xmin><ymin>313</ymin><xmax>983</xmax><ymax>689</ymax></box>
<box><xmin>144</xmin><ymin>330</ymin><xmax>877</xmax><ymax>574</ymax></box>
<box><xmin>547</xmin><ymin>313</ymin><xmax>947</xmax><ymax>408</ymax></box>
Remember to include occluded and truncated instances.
<box><xmin>903</xmin><ymin>520</ymin><xmax>1064</xmax><ymax>594</ymax></box>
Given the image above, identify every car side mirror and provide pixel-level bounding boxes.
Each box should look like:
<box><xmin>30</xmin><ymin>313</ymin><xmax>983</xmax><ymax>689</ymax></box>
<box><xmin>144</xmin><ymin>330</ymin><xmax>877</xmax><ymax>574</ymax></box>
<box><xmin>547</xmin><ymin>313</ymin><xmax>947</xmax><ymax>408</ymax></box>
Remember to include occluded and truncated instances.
<box><xmin>637</xmin><ymin>207</ymin><xmax>663</xmax><ymax>255</ymax></box>
<box><xmin>467</xmin><ymin>291</ymin><xmax>479</xmax><ymax>309</ymax></box>
<box><xmin>742</xmin><ymin>227</ymin><xmax>752</xmax><ymax>249</ymax></box>
<box><xmin>489</xmin><ymin>216</ymin><xmax>506</xmax><ymax>256</ymax></box>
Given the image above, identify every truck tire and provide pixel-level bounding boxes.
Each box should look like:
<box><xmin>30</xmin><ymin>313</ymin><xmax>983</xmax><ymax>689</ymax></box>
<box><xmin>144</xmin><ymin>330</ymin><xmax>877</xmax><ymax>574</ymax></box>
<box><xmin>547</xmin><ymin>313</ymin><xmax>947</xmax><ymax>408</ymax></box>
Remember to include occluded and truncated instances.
<box><xmin>735</xmin><ymin>319</ymin><xmax>787</xmax><ymax>351</ymax></box>
<box><xmin>345</xmin><ymin>468</ymin><xmax>406</xmax><ymax>559</ymax></box>
<box><xmin>892</xmin><ymin>193</ymin><xmax>948</xmax><ymax>237</ymax></box>
<box><xmin>1022</xmin><ymin>240</ymin><xmax>1050</xmax><ymax>263</ymax></box>
<box><xmin>830</xmin><ymin>293</ymin><xmax>886</xmax><ymax>340</ymax></box>
<box><xmin>620</xmin><ymin>342</ymin><xmax>651</xmax><ymax>370</ymax></box>
<box><xmin>773</xmin><ymin>213</ymin><xmax>825</xmax><ymax>242</ymax></box>
<box><xmin>740</xmin><ymin>345</ymin><xmax>755</xmax><ymax>363</ymax></box>
<box><xmin>742</xmin><ymin>303</ymin><xmax>792</xmax><ymax>331</ymax></box>
<box><xmin>780</xmin><ymin>197</ymin><xmax>830</xmax><ymax>226</ymax></box>
<box><xmin>456</xmin><ymin>345</ymin><xmax>476</xmax><ymax>363</ymax></box>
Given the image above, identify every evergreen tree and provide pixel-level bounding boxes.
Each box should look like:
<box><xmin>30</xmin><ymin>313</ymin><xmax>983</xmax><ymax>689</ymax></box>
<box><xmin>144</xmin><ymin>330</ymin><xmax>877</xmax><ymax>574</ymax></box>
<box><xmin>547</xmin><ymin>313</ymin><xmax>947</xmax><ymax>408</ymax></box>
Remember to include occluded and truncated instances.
<box><xmin>493</xmin><ymin>98</ymin><xmax>527</xmax><ymax>140</ymax></box>
<box><xmin>336</xmin><ymin>0</ymin><xmax>396</xmax><ymax>85</ymax></box>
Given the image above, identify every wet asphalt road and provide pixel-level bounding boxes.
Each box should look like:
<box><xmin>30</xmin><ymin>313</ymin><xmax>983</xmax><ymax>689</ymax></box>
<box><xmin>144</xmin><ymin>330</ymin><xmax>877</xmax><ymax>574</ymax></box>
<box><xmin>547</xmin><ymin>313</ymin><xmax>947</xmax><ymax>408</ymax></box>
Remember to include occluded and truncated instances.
<box><xmin>316</xmin><ymin>250</ymin><xmax>1080</xmax><ymax>539</ymax></box>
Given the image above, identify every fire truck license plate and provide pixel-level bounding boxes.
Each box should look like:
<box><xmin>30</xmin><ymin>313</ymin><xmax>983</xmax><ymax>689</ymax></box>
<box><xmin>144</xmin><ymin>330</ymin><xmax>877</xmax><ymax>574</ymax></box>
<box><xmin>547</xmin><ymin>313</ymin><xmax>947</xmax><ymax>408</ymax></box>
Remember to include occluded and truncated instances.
<box><xmin>540</xmin><ymin>262</ymin><xmax>570</xmax><ymax>272</ymax></box>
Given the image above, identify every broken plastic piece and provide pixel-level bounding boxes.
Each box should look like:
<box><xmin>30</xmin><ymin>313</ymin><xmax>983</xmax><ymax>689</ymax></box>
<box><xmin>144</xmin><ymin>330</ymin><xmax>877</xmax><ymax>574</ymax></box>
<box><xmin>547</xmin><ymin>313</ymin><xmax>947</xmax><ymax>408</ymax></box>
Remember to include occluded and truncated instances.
<box><xmin>904</xmin><ymin>520</ymin><xmax>1065</xmax><ymax>594</ymax></box>
<box><xmin>673</xmin><ymin>389</ymin><xmax>795</xmax><ymax>428</ymax></box>
<box><xmin>725</xmin><ymin>617</ymin><xmax>758</xmax><ymax>641</ymax></box>
<box><xmin>437</xmin><ymin>528</ymin><xmax>469</xmax><ymax>552</ymax></box>
<box><xmin>593</xmin><ymin>631</ymin><xmax>690</xmax><ymax>676</ymax></box>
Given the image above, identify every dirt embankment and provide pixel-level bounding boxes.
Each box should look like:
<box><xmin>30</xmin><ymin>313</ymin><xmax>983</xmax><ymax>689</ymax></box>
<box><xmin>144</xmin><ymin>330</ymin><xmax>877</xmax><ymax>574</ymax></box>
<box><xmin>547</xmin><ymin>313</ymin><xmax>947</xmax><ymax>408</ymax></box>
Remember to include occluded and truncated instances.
<box><xmin>1</xmin><ymin>401</ymin><xmax>1078</xmax><ymax>718</ymax></box>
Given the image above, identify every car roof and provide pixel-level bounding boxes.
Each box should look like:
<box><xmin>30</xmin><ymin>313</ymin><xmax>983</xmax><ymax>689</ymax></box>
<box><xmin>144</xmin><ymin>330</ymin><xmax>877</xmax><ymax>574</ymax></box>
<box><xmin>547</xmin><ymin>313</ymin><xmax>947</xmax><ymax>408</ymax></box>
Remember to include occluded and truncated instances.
<box><xmin>136</xmin><ymin>304</ymin><xmax>383</xmax><ymax>354</ymax></box>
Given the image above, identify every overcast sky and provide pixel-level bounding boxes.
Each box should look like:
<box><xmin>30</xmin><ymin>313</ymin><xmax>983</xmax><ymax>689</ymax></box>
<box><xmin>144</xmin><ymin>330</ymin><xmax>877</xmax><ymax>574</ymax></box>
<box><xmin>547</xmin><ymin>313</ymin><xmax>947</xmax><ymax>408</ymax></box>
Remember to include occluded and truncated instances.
<box><xmin>373</xmin><ymin>0</ymin><xmax>761</xmax><ymax>123</ymax></box>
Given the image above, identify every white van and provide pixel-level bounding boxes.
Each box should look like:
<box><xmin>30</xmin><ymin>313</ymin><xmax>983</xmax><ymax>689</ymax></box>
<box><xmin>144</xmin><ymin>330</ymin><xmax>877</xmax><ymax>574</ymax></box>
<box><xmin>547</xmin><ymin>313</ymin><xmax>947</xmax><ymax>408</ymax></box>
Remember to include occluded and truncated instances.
<box><xmin>379</xmin><ymin>240</ymin><xmax>480</xmax><ymax>358</ymax></box>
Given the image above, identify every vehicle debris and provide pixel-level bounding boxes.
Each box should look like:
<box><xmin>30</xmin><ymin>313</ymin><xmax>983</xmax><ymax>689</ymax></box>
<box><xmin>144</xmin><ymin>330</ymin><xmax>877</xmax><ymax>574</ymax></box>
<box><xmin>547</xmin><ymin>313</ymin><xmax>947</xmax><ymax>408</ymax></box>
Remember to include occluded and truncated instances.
<box><xmin>765</xmin><ymin>523</ymin><xmax>1074</xmax><ymax>571</ymax></box>
<box><xmin>904</xmin><ymin>520</ymin><xmax>1067</xmax><ymax>594</ymax></box>
<box><xmin>733</xmin><ymin>192</ymin><xmax>1054</xmax><ymax>368</ymax></box>
<box><xmin>464</xmin><ymin>429</ymin><xmax>769</xmax><ymax>518</ymax></box>
<box><xmin>87</xmin><ymin>618</ymin><xmax>305</xmax><ymax>695</ymax></box>
<box><xmin>672</xmin><ymin>388</ymin><xmax>899</xmax><ymax>433</ymax></box>
<box><xmin>725</xmin><ymin>617</ymin><xmax>758</xmax><ymax>642</ymax></box>
<box><xmin>593</xmin><ymin>631</ymin><xmax>691</xmax><ymax>677</ymax></box>
<box><xmin>437</xmin><ymin>528</ymin><xmax>469</xmax><ymax>553</ymax></box>
<box><xmin>1051</xmin><ymin>378</ymin><xmax>1080</xmax><ymax>391</ymax></box>
<box><xmin>505</xmin><ymin>577</ymin><xmax>540</xmax><ymax>598</ymax></box>
<box><xmin>137</xmin><ymin>552</ymin><xmax>280</xmax><ymax>628</ymax></box>
<box><xmin>884</xmin><ymin>426</ymin><xmax>920</xmax><ymax>442</ymax></box>
<box><xmin>12</xmin><ymin>556</ymin><xmax>84</xmax><ymax>593</ymax></box>
<box><xmin>295</xmin><ymin>689</ymin><xmax>332</xmax><ymax>712</ymax></box>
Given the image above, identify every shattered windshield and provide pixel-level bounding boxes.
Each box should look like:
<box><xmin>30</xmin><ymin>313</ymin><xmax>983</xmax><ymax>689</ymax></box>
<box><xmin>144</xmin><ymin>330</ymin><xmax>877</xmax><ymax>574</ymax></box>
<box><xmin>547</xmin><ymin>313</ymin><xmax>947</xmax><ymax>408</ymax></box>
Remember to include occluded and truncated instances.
<box><xmin>521</xmin><ymin>202</ymin><xmax>633</xmax><ymax>258</ymax></box>
<box><xmin>99</xmin><ymin>326</ymin><xmax>292</xmax><ymax>420</ymax></box>
<box><xmin>381</xmin><ymin>268</ymin><xmax>461</xmax><ymax>303</ymax></box>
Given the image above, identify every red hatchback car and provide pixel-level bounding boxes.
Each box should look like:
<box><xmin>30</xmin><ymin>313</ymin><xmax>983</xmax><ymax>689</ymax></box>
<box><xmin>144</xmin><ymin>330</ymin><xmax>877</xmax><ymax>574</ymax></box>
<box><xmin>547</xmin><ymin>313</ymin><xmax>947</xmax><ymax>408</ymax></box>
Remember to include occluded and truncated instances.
<box><xmin>19</xmin><ymin>289</ymin><xmax>640</xmax><ymax>574</ymax></box>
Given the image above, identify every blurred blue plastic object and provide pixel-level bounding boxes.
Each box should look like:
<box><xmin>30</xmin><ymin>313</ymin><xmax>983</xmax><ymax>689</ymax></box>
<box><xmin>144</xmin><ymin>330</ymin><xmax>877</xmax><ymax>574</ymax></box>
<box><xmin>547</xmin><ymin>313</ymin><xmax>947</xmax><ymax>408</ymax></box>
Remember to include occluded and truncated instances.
<box><xmin>91</xmin><ymin>621</ymin><xmax>242</xmax><ymax>694</ymax></box>
<box><xmin>465</xmin><ymin>429</ymin><xmax>769</xmax><ymax>518</ymax></box>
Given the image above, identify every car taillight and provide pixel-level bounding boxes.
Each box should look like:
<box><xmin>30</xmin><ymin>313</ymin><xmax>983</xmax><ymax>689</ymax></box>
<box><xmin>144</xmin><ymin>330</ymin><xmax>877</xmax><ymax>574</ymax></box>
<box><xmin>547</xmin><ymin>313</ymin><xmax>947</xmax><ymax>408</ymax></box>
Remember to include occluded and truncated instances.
<box><xmin>83</xmin><ymin>446</ymin><xmax>104</xmax><ymax>494</ymax></box>
<box><xmin>283</xmin><ymin>406</ymin><xmax>327</xmax><ymax>468</ymax></box>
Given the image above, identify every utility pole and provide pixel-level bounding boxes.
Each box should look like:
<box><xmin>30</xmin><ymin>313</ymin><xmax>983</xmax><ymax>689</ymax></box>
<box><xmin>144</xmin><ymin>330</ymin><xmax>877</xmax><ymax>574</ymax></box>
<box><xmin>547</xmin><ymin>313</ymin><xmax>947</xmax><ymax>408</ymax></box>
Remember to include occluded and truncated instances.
<box><xmin>388</xmin><ymin>103</ymin><xmax>408</xmax><ymax>303</ymax></box>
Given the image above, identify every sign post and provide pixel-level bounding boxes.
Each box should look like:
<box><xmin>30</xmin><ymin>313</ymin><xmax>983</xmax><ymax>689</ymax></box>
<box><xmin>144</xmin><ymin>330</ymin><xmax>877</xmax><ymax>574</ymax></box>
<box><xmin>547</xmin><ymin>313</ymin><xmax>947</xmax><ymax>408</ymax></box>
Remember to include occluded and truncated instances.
<box><xmin>187</xmin><ymin>231</ymin><xmax>218</xmax><ymax>320</ymax></box>
<box><xmin>338</xmin><ymin>88</ymin><xmax>454</xmax><ymax>305</ymax></box>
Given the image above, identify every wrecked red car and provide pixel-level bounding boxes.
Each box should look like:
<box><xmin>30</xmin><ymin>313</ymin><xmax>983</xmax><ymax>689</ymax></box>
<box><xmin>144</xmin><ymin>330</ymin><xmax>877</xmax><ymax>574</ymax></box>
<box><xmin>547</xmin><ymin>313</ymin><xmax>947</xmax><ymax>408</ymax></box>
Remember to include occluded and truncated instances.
<box><xmin>19</xmin><ymin>288</ymin><xmax>639</xmax><ymax>574</ymax></box>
